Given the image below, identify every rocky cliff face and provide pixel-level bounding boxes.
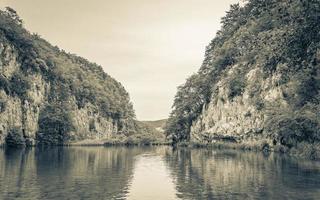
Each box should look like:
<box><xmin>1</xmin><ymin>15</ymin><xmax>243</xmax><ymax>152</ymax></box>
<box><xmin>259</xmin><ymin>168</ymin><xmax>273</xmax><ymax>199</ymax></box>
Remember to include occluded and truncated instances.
<box><xmin>190</xmin><ymin>66</ymin><xmax>285</xmax><ymax>143</ymax></box>
<box><xmin>0</xmin><ymin>8</ymin><xmax>136</xmax><ymax>146</ymax></box>
<box><xmin>166</xmin><ymin>0</ymin><xmax>320</xmax><ymax>150</ymax></box>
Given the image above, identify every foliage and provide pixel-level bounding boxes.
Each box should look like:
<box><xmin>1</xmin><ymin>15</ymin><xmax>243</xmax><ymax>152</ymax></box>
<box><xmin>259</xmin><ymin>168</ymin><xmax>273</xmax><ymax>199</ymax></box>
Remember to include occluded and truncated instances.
<box><xmin>9</xmin><ymin>71</ymin><xmax>30</xmax><ymax>100</ymax></box>
<box><xmin>166</xmin><ymin>0</ymin><xmax>320</xmax><ymax>143</ymax></box>
<box><xmin>0</xmin><ymin>98</ymin><xmax>6</xmax><ymax>112</ymax></box>
<box><xmin>0</xmin><ymin>71</ymin><xmax>31</xmax><ymax>101</ymax></box>
<box><xmin>37</xmin><ymin>103</ymin><xmax>75</xmax><ymax>145</ymax></box>
<box><xmin>265</xmin><ymin>103</ymin><xmax>320</xmax><ymax>148</ymax></box>
<box><xmin>0</xmin><ymin>8</ymin><xmax>138</xmax><ymax>141</ymax></box>
<box><xmin>103</xmin><ymin>133</ymin><xmax>166</xmax><ymax>146</ymax></box>
<box><xmin>228</xmin><ymin>74</ymin><xmax>246</xmax><ymax>100</ymax></box>
<box><xmin>5</xmin><ymin>127</ymin><xmax>25</xmax><ymax>146</ymax></box>
<box><xmin>3</xmin><ymin>7</ymin><xmax>22</xmax><ymax>25</ymax></box>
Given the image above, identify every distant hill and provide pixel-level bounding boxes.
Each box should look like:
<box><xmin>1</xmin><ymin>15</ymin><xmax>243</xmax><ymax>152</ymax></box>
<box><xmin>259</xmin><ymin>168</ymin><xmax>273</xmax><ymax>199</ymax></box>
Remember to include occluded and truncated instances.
<box><xmin>141</xmin><ymin>119</ymin><xmax>167</xmax><ymax>132</ymax></box>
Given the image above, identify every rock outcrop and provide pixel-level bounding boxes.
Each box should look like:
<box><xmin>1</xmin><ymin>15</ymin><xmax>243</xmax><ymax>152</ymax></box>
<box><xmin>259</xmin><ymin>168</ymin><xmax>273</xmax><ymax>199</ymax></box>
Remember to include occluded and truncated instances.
<box><xmin>190</xmin><ymin>67</ymin><xmax>285</xmax><ymax>143</ymax></box>
<box><xmin>166</xmin><ymin>0</ymin><xmax>320</xmax><ymax>150</ymax></box>
<box><xmin>0</xmin><ymin>8</ymin><xmax>137</xmax><ymax>146</ymax></box>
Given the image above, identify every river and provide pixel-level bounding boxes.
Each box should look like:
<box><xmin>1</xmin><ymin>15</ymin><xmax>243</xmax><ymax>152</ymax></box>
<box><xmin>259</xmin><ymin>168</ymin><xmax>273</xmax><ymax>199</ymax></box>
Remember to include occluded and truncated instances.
<box><xmin>0</xmin><ymin>146</ymin><xmax>319</xmax><ymax>200</ymax></box>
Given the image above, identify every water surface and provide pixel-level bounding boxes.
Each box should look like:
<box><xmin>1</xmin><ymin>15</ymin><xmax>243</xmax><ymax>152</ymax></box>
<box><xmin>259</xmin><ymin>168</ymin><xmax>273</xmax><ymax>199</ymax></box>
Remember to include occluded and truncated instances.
<box><xmin>0</xmin><ymin>146</ymin><xmax>319</xmax><ymax>200</ymax></box>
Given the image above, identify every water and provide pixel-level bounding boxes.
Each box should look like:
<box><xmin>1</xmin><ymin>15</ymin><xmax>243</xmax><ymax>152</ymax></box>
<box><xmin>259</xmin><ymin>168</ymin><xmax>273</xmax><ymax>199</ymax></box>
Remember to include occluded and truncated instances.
<box><xmin>0</xmin><ymin>147</ymin><xmax>319</xmax><ymax>200</ymax></box>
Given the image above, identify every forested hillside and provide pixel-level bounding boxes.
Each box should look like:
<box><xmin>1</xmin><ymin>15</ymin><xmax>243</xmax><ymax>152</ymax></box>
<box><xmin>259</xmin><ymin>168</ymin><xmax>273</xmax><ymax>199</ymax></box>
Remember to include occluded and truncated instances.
<box><xmin>166</xmin><ymin>0</ymin><xmax>320</xmax><ymax>158</ymax></box>
<box><xmin>0</xmin><ymin>7</ymin><xmax>138</xmax><ymax>145</ymax></box>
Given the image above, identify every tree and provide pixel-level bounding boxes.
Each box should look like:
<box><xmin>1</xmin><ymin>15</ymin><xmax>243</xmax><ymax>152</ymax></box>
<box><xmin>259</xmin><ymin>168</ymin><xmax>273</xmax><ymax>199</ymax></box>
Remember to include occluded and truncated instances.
<box><xmin>166</xmin><ymin>0</ymin><xmax>320</xmax><ymax>144</ymax></box>
<box><xmin>4</xmin><ymin>7</ymin><xmax>22</xmax><ymax>25</ymax></box>
<box><xmin>37</xmin><ymin>103</ymin><xmax>75</xmax><ymax>145</ymax></box>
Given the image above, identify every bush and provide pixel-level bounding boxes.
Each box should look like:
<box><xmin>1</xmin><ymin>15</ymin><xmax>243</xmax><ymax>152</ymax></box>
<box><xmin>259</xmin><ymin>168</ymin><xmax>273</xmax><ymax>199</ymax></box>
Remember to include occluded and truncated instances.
<box><xmin>228</xmin><ymin>76</ymin><xmax>246</xmax><ymax>100</ymax></box>
<box><xmin>140</xmin><ymin>136</ymin><xmax>154</xmax><ymax>146</ymax></box>
<box><xmin>0</xmin><ymin>98</ymin><xmax>6</xmax><ymax>112</ymax></box>
<box><xmin>292</xmin><ymin>142</ymin><xmax>320</xmax><ymax>161</ymax></box>
<box><xmin>5</xmin><ymin>127</ymin><xmax>25</xmax><ymax>146</ymax></box>
<box><xmin>89</xmin><ymin>119</ymin><xmax>96</xmax><ymax>132</ymax></box>
<box><xmin>10</xmin><ymin>71</ymin><xmax>30</xmax><ymax>100</ymax></box>
<box><xmin>37</xmin><ymin>103</ymin><xmax>75</xmax><ymax>145</ymax></box>
<box><xmin>265</xmin><ymin>105</ymin><xmax>320</xmax><ymax>148</ymax></box>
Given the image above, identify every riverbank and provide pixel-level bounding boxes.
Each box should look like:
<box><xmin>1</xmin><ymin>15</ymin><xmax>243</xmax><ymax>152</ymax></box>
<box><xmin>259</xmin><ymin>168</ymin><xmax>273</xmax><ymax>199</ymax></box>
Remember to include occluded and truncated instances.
<box><xmin>174</xmin><ymin>140</ymin><xmax>320</xmax><ymax>161</ymax></box>
<box><xmin>2</xmin><ymin>137</ymin><xmax>319</xmax><ymax>161</ymax></box>
<box><xmin>69</xmin><ymin>134</ymin><xmax>170</xmax><ymax>147</ymax></box>
<box><xmin>71</xmin><ymin>138</ymin><xmax>320</xmax><ymax>161</ymax></box>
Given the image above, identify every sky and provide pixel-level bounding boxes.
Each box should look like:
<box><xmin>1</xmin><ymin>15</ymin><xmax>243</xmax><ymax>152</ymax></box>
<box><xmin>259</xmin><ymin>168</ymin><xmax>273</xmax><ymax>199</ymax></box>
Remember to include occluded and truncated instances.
<box><xmin>0</xmin><ymin>0</ymin><xmax>240</xmax><ymax>120</ymax></box>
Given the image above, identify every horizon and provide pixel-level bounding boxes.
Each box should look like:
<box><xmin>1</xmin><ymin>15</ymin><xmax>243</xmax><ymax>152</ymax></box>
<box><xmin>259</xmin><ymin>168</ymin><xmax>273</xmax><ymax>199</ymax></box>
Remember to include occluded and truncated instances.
<box><xmin>0</xmin><ymin>0</ymin><xmax>240</xmax><ymax>120</ymax></box>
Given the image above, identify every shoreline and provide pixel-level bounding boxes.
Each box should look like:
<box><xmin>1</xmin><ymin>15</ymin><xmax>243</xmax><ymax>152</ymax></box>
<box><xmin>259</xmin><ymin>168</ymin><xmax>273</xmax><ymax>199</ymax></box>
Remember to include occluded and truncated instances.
<box><xmin>1</xmin><ymin>139</ymin><xmax>319</xmax><ymax>161</ymax></box>
<box><xmin>174</xmin><ymin>140</ymin><xmax>320</xmax><ymax>161</ymax></box>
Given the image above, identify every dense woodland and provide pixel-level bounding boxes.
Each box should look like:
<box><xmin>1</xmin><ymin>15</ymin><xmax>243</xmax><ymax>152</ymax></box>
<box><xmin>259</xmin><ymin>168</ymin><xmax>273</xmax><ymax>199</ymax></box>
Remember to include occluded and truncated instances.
<box><xmin>166</xmin><ymin>0</ymin><xmax>320</xmax><ymax>148</ymax></box>
<box><xmin>0</xmin><ymin>8</ymin><xmax>139</xmax><ymax>144</ymax></box>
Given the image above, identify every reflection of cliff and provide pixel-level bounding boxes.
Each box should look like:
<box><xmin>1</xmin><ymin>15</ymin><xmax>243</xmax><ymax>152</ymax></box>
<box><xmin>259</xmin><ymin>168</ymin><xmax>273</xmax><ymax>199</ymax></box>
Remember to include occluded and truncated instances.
<box><xmin>1</xmin><ymin>147</ymin><xmax>320</xmax><ymax>200</ymax></box>
<box><xmin>164</xmin><ymin>148</ymin><xmax>320</xmax><ymax>200</ymax></box>
<box><xmin>0</xmin><ymin>147</ymin><xmax>144</xmax><ymax>199</ymax></box>
<box><xmin>0</xmin><ymin>148</ymin><xmax>40</xmax><ymax>199</ymax></box>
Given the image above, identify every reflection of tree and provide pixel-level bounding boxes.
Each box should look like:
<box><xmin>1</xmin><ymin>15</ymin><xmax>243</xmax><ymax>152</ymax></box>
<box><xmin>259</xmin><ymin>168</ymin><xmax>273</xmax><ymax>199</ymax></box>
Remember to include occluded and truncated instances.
<box><xmin>1</xmin><ymin>147</ymin><xmax>320</xmax><ymax>200</ymax></box>
<box><xmin>0</xmin><ymin>147</ymin><xmax>146</xmax><ymax>200</ymax></box>
<box><xmin>0</xmin><ymin>148</ymin><xmax>40</xmax><ymax>199</ymax></box>
<box><xmin>164</xmin><ymin>148</ymin><xmax>320</xmax><ymax>200</ymax></box>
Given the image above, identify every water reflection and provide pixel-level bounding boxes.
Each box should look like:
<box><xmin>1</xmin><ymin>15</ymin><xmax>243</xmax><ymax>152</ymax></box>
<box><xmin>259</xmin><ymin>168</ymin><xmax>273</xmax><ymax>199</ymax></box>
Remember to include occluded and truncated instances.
<box><xmin>164</xmin><ymin>148</ymin><xmax>320</xmax><ymax>200</ymax></box>
<box><xmin>0</xmin><ymin>147</ymin><xmax>319</xmax><ymax>200</ymax></box>
<box><xmin>127</xmin><ymin>153</ymin><xmax>176</xmax><ymax>200</ymax></box>
<box><xmin>0</xmin><ymin>147</ymin><xmax>142</xmax><ymax>200</ymax></box>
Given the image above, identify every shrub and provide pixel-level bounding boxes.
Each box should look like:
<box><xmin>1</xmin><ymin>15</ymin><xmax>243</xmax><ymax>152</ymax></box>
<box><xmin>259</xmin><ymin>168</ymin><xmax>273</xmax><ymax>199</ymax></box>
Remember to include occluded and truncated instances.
<box><xmin>5</xmin><ymin>127</ymin><xmax>25</xmax><ymax>146</ymax></box>
<box><xmin>10</xmin><ymin>71</ymin><xmax>30</xmax><ymax>100</ymax></box>
<box><xmin>265</xmin><ymin>104</ymin><xmax>320</xmax><ymax>148</ymax></box>
<box><xmin>139</xmin><ymin>135</ymin><xmax>154</xmax><ymax>146</ymax></box>
<box><xmin>0</xmin><ymin>98</ymin><xmax>6</xmax><ymax>112</ymax></box>
<box><xmin>37</xmin><ymin>103</ymin><xmax>75</xmax><ymax>145</ymax></box>
<box><xmin>89</xmin><ymin>119</ymin><xmax>96</xmax><ymax>132</ymax></box>
<box><xmin>228</xmin><ymin>76</ymin><xmax>246</xmax><ymax>100</ymax></box>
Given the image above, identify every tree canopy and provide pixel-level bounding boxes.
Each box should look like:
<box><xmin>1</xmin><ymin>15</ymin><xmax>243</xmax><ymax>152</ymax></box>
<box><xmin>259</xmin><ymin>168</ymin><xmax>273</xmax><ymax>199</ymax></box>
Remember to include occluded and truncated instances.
<box><xmin>166</xmin><ymin>0</ymin><xmax>320</xmax><ymax>143</ymax></box>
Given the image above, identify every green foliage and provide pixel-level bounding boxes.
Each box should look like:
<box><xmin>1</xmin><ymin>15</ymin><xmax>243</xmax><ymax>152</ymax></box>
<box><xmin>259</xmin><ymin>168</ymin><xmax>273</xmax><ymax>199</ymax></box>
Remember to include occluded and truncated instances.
<box><xmin>37</xmin><ymin>103</ymin><xmax>75</xmax><ymax>145</ymax></box>
<box><xmin>5</xmin><ymin>127</ymin><xmax>25</xmax><ymax>146</ymax></box>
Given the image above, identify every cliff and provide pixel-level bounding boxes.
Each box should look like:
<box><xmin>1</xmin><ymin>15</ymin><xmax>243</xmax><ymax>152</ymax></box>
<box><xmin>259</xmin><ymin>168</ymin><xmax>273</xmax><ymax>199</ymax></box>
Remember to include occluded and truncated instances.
<box><xmin>0</xmin><ymin>8</ymin><xmax>137</xmax><ymax>146</ymax></box>
<box><xmin>166</xmin><ymin>0</ymin><xmax>320</xmax><ymax>155</ymax></box>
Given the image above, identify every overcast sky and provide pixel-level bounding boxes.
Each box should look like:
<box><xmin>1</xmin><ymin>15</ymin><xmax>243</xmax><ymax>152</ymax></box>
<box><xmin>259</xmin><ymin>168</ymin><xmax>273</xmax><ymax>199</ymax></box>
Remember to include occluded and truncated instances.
<box><xmin>0</xmin><ymin>0</ymin><xmax>240</xmax><ymax>120</ymax></box>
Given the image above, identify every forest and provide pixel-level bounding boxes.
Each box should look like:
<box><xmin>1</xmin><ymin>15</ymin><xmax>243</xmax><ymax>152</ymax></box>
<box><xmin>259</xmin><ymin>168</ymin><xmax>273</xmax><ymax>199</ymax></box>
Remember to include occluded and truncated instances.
<box><xmin>166</xmin><ymin>0</ymin><xmax>320</xmax><ymax>157</ymax></box>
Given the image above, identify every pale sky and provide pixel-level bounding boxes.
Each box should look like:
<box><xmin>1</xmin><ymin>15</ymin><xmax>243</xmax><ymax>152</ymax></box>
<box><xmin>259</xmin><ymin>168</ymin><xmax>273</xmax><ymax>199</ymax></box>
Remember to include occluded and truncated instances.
<box><xmin>0</xmin><ymin>0</ymin><xmax>240</xmax><ymax>120</ymax></box>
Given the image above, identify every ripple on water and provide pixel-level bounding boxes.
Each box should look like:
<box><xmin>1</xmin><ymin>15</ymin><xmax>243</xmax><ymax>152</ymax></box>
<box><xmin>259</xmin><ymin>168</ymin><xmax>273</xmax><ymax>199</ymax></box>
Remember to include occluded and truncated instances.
<box><xmin>0</xmin><ymin>147</ymin><xmax>320</xmax><ymax>200</ymax></box>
